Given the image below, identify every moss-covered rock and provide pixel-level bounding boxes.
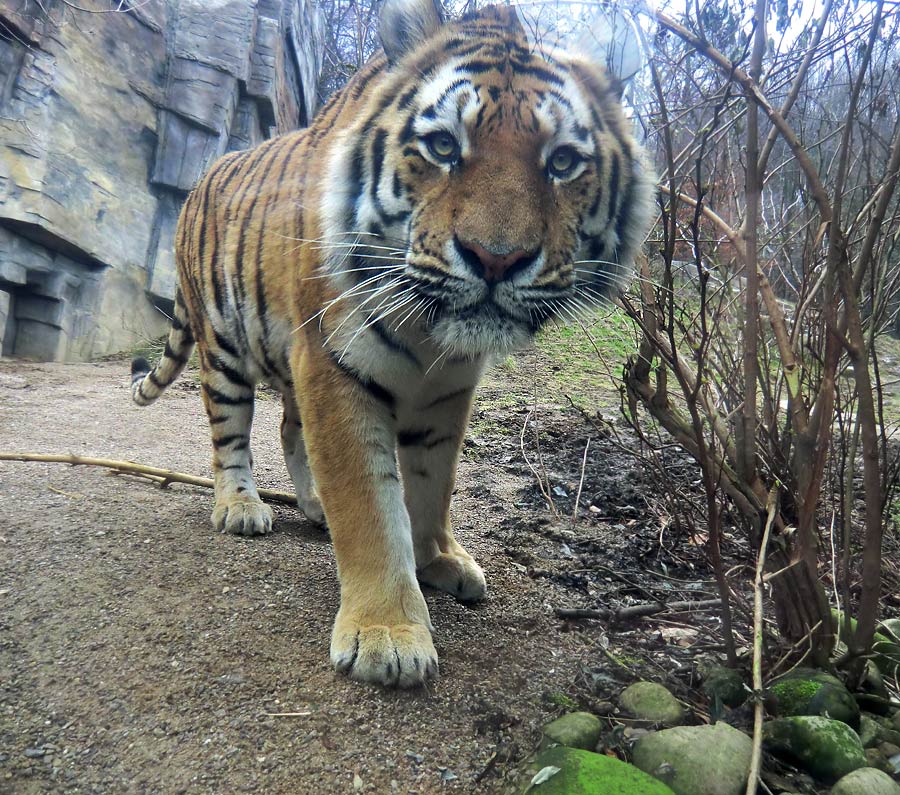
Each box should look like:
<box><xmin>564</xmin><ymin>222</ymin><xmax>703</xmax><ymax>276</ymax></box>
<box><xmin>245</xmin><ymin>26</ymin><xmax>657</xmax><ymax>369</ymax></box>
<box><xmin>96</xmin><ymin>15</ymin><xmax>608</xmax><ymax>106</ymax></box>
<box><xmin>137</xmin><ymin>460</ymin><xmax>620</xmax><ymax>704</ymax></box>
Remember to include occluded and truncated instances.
<box><xmin>631</xmin><ymin>723</ymin><xmax>752</xmax><ymax>795</ymax></box>
<box><xmin>542</xmin><ymin>712</ymin><xmax>603</xmax><ymax>751</ymax></box>
<box><xmin>701</xmin><ymin>666</ymin><xmax>747</xmax><ymax>709</ymax></box>
<box><xmin>619</xmin><ymin>682</ymin><xmax>685</xmax><ymax>726</ymax></box>
<box><xmin>765</xmin><ymin>668</ymin><xmax>860</xmax><ymax>729</ymax></box>
<box><xmin>762</xmin><ymin>716</ymin><xmax>866</xmax><ymax>782</ymax></box>
<box><xmin>522</xmin><ymin>745</ymin><xmax>676</xmax><ymax>794</ymax></box>
<box><xmin>831</xmin><ymin>767</ymin><xmax>900</xmax><ymax>795</ymax></box>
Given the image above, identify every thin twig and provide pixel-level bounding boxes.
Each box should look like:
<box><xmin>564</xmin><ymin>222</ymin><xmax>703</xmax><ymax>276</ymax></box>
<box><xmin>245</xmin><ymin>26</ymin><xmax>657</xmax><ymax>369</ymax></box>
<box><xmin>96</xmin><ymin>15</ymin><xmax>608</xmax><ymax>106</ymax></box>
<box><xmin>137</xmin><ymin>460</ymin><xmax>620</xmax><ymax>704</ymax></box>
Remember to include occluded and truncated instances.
<box><xmin>747</xmin><ymin>488</ymin><xmax>778</xmax><ymax>795</ymax></box>
<box><xmin>0</xmin><ymin>452</ymin><xmax>298</xmax><ymax>505</ymax></box>
<box><xmin>519</xmin><ymin>410</ymin><xmax>558</xmax><ymax>517</ymax></box>
<box><xmin>571</xmin><ymin>437</ymin><xmax>590</xmax><ymax>528</ymax></box>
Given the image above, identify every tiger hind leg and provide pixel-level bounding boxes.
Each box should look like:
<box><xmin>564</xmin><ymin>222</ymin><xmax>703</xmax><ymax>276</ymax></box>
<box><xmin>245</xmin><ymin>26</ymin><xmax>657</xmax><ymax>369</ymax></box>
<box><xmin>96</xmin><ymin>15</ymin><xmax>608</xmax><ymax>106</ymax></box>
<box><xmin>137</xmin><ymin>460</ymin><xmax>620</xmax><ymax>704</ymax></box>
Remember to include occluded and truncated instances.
<box><xmin>280</xmin><ymin>393</ymin><xmax>325</xmax><ymax>526</ymax></box>
<box><xmin>199</xmin><ymin>348</ymin><xmax>272</xmax><ymax>536</ymax></box>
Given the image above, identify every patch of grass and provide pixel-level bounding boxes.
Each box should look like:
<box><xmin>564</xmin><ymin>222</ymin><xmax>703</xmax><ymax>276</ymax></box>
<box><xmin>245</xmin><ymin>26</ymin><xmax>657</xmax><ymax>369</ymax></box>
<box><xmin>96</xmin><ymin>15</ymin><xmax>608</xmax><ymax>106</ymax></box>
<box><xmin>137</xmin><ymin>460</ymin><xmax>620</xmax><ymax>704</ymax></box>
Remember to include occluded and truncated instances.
<box><xmin>534</xmin><ymin>309</ymin><xmax>638</xmax><ymax>412</ymax></box>
<box><xmin>544</xmin><ymin>691</ymin><xmax>580</xmax><ymax>711</ymax></box>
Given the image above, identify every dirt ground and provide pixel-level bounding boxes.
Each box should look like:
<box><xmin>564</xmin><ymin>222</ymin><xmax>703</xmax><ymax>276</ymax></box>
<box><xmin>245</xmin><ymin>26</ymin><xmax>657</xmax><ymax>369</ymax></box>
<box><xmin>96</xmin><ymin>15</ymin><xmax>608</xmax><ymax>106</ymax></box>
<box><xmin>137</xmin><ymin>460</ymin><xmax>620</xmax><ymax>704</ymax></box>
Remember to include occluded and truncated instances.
<box><xmin>1</xmin><ymin>349</ymin><xmax>684</xmax><ymax>795</ymax></box>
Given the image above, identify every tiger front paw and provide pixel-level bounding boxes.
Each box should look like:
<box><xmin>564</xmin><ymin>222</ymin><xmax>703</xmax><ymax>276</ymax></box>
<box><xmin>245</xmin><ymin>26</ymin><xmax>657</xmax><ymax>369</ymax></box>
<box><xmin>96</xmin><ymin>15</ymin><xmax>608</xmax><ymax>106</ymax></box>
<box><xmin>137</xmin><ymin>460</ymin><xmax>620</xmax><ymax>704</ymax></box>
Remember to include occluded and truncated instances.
<box><xmin>417</xmin><ymin>550</ymin><xmax>486</xmax><ymax>602</ymax></box>
<box><xmin>330</xmin><ymin>606</ymin><xmax>438</xmax><ymax>688</ymax></box>
<box><xmin>212</xmin><ymin>498</ymin><xmax>273</xmax><ymax>536</ymax></box>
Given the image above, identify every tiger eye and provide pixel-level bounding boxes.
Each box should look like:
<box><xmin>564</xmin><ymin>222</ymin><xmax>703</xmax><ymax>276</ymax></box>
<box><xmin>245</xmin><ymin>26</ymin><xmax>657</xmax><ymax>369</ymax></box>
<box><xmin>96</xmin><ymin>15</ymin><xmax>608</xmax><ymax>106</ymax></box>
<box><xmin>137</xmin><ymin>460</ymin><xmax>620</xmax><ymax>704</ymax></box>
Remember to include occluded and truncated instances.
<box><xmin>424</xmin><ymin>131</ymin><xmax>460</xmax><ymax>163</ymax></box>
<box><xmin>548</xmin><ymin>146</ymin><xmax>579</xmax><ymax>178</ymax></box>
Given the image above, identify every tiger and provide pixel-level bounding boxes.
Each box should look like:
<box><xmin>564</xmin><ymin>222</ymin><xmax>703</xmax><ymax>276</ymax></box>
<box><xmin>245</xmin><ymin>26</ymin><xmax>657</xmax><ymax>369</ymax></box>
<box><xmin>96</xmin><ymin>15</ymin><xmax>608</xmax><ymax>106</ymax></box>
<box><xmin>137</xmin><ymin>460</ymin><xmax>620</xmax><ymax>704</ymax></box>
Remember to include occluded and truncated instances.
<box><xmin>130</xmin><ymin>0</ymin><xmax>655</xmax><ymax>688</ymax></box>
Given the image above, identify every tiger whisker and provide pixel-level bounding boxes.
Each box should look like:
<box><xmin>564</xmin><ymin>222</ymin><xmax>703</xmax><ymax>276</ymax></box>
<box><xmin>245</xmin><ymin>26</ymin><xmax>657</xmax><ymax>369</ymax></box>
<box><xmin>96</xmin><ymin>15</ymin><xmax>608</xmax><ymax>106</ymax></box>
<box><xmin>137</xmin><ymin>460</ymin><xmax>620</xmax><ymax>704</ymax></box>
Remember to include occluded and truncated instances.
<box><xmin>336</xmin><ymin>290</ymin><xmax>420</xmax><ymax>363</ymax></box>
<box><xmin>391</xmin><ymin>296</ymin><xmax>430</xmax><ymax>334</ymax></box>
<box><xmin>300</xmin><ymin>264</ymin><xmax>405</xmax><ymax>282</ymax></box>
<box><xmin>326</xmin><ymin>278</ymin><xmax>411</xmax><ymax>344</ymax></box>
<box><xmin>424</xmin><ymin>345</ymin><xmax>453</xmax><ymax>376</ymax></box>
<box><xmin>292</xmin><ymin>280</ymin><xmax>402</xmax><ymax>334</ymax></box>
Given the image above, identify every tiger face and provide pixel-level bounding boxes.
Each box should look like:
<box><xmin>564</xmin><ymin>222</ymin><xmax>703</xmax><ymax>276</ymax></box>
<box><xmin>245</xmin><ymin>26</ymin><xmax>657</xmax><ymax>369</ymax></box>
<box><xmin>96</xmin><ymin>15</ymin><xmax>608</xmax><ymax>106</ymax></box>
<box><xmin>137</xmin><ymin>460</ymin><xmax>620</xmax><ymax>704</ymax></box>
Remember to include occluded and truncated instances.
<box><xmin>323</xmin><ymin>2</ymin><xmax>654</xmax><ymax>357</ymax></box>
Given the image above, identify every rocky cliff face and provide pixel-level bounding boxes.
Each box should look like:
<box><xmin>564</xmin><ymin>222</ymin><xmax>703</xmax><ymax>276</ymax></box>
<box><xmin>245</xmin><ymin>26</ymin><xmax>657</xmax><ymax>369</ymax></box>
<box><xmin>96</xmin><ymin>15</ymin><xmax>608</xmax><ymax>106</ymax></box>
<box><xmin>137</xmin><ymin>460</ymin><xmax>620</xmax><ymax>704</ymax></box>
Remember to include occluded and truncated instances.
<box><xmin>0</xmin><ymin>0</ymin><xmax>322</xmax><ymax>360</ymax></box>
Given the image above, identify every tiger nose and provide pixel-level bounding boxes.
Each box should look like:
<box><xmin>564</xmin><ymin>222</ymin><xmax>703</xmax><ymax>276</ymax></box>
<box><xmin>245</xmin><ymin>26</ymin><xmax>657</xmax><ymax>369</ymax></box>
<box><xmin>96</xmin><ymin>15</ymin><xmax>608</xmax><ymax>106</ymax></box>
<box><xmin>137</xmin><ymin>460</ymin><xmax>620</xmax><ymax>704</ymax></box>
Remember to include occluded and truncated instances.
<box><xmin>455</xmin><ymin>237</ymin><xmax>538</xmax><ymax>284</ymax></box>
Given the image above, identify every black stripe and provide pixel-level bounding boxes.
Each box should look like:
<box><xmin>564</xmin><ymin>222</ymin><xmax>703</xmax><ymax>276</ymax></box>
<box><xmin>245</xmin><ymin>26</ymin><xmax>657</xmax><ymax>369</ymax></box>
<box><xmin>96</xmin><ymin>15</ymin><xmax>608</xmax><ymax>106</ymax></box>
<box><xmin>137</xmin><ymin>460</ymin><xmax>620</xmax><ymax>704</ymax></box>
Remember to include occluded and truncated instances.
<box><xmin>203</xmin><ymin>384</ymin><xmax>253</xmax><ymax>406</ymax></box>
<box><xmin>614</xmin><ymin>168</ymin><xmax>636</xmax><ymax>252</ymax></box>
<box><xmin>148</xmin><ymin>370</ymin><xmax>165</xmax><ymax>389</ymax></box>
<box><xmin>370</xmin><ymin>129</ymin><xmax>387</xmax><ymax>205</ymax></box>
<box><xmin>424</xmin><ymin>435</ymin><xmax>454</xmax><ymax>449</ymax></box>
<box><xmin>208</xmin><ymin>414</ymin><xmax>230</xmax><ymax>425</ymax></box>
<box><xmin>196</xmin><ymin>175</ymin><xmax>225</xmax><ymax>315</ymax></box>
<box><xmin>212</xmin><ymin>328</ymin><xmax>240</xmax><ymax>359</ymax></box>
<box><xmin>207</xmin><ymin>353</ymin><xmax>250</xmax><ymax>388</ymax></box>
<box><xmin>371</xmin><ymin>321</ymin><xmax>420</xmax><ymax>368</ymax></box>
<box><xmin>424</xmin><ymin>387</ymin><xmax>471</xmax><ymax>410</ymax></box>
<box><xmin>212</xmin><ymin>433</ymin><xmax>249</xmax><ymax>449</ymax></box>
<box><xmin>369</xmin><ymin>130</ymin><xmax>410</xmax><ymax>227</ymax></box>
<box><xmin>456</xmin><ymin>59</ymin><xmax>503</xmax><ymax>76</ymax></box>
<box><xmin>607</xmin><ymin>152</ymin><xmax>621</xmax><ymax>223</ymax></box>
<box><xmin>326</xmin><ymin>348</ymin><xmax>395</xmax><ymax>408</ymax></box>
<box><xmin>398</xmin><ymin>429</ymin><xmax>432</xmax><ymax>446</ymax></box>
<box><xmin>163</xmin><ymin>340</ymin><xmax>188</xmax><ymax>366</ymax></box>
<box><xmin>510</xmin><ymin>62</ymin><xmax>565</xmax><ymax>87</ymax></box>
<box><xmin>437</xmin><ymin>78</ymin><xmax>471</xmax><ymax>108</ymax></box>
<box><xmin>397</xmin><ymin>86</ymin><xmax>418</xmax><ymax>110</ymax></box>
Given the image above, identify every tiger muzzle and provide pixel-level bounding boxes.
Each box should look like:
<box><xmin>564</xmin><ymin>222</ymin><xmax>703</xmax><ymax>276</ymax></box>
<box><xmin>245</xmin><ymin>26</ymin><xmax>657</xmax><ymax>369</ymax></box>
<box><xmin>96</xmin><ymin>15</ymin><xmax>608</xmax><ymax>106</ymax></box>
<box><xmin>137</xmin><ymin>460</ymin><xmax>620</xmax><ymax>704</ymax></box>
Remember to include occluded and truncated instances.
<box><xmin>453</xmin><ymin>237</ymin><xmax>539</xmax><ymax>284</ymax></box>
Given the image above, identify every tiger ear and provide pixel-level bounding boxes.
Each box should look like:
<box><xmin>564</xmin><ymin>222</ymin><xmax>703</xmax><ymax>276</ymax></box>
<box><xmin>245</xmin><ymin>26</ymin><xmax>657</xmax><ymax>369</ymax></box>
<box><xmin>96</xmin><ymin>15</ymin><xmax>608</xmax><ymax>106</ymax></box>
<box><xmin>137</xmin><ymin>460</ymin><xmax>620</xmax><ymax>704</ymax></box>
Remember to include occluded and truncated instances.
<box><xmin>575</xmin><ymin>5</ymin><xmax>645</xmax><ymax>85</ymax></box>
<box><xmin>379</xmin><ymin>0</ymin><xmax>446</xmax><ymax>65</ymax></box>
<box><xmin>516</xmin><ymin>2</ymin><xmax>647</xmax><ymax>86</ymax></box>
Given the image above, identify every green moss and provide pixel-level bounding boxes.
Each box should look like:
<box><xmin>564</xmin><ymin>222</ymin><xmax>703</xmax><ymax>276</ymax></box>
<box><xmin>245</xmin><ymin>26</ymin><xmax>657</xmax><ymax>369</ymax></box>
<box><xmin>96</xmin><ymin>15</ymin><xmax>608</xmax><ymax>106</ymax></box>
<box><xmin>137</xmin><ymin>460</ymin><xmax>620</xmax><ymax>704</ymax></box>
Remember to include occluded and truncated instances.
<box><xmin>545</xmin><ymin>692</ymin><xmax>579</xmax><ymax>711</ymax></box>
<box><xmin>769</xmin><ymin>679</ymin><xmax>822</xmax><ymax>713</ymax></box>
<box><xmin>524</xmin><ymin>746</ymin><xmax>676</xmax><ymax>794</ymax></box>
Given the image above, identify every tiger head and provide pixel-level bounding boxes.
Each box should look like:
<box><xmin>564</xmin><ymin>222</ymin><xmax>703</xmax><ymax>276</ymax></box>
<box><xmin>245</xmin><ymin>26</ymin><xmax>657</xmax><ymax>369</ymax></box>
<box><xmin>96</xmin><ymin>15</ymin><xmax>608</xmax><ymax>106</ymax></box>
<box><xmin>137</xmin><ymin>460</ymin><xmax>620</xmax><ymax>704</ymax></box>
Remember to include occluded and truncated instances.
<box><xmin>321</xmin><ymin>0</ymin><xmax>655</xmax><ymax>357</ymax></box>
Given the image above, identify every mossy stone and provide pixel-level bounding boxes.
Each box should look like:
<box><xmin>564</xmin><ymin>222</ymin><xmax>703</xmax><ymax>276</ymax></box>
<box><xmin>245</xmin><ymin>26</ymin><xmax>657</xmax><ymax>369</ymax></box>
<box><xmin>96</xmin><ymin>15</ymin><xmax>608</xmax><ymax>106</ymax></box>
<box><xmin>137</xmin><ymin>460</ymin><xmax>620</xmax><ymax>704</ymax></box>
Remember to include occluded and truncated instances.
<box><xmin>523</xmin><ymin>745</ymin><xmax>676</xmax><ymax>795</ymax></box>
<box><xmin>762</xmin><ymin>716</ymin><xmax>866</xmax><ymax>782</ymax></box>
<box><xmin>620</xmin><ymin>682</ymin><xmax>685</xmax><ymax>726</ymax></box>
<box><xmin>631</xmin><ymin>722</ymin><xmax>752</xmax><ymax>795</ymax></box>
<box><xmin>701</xmin><ymin>666</ymin><xmax>747</xmax><ymax>709</ymax></box>
<box><xmin>765</xmin><ymin>668</ymin><xmax>860</xmax><ymax>729</ymax></box>
<box><xmin>831</xmin><ymin>767</ymin><xmax>900</xmax><ymax>795</ymax></box>
<box><xmin>542</xmin><ymin>712</ymin><xmax>603</xmax><ymax>751</ymax></box>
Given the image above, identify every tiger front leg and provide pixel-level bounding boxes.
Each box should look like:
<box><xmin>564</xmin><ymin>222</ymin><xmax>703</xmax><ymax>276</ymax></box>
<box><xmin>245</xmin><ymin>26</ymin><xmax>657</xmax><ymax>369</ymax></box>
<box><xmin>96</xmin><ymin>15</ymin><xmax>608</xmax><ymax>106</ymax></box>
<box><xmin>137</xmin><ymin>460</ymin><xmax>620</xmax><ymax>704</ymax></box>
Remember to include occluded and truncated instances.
<box><xmin>295</xmin><ymin>346</ymin><xmax>437</xmax><ymax>688</ymax></box>
<box><xmin>200</xmin><ymin>351</ymin><xmax>272</xmax><ymax>536</ymax></box>
<box><xmin>398</xmin><ymin>388</ymin><xmax>486</xmax><ymax>603</ymax></box>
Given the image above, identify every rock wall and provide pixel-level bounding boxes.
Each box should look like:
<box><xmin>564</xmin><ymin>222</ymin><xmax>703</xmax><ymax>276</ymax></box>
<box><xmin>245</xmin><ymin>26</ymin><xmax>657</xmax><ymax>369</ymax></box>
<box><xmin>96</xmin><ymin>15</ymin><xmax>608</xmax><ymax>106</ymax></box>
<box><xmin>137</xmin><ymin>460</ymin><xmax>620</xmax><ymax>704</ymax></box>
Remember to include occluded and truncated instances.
<box><xmin>0</xmin><ymin>0</ymin><xmax>322</xmax><ymax>360</ymax></box>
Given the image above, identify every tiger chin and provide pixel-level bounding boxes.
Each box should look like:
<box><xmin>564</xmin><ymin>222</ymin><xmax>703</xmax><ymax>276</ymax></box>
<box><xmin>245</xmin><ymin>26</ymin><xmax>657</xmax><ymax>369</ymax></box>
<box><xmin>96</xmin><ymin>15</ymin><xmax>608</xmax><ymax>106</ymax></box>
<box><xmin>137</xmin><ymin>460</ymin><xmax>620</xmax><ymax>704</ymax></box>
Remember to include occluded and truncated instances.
<box><xmin>130</xmin><ymin>0</ymin><xmax>655</xmax><ymax>688</ymax></box>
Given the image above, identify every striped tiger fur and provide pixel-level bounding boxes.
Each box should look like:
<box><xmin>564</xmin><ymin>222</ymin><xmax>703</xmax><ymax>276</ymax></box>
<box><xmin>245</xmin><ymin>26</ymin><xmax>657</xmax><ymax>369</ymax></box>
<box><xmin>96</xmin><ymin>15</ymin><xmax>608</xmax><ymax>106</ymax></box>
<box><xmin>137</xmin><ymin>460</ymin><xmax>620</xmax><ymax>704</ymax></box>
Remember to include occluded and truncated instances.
<box><xmin>131</xmin><ymin>0</ymin><xmax>655</xmax><ymax>687</ymax></box>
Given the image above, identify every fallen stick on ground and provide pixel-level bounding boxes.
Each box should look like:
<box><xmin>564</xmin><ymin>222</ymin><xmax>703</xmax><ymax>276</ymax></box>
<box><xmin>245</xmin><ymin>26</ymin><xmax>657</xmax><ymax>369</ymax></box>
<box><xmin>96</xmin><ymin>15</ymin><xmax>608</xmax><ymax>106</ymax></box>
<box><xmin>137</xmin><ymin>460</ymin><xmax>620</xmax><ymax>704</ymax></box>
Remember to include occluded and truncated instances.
<box><xmin>0</xmin><ymin>452</ymin><xmax>298</xmax><ymax>505</ymax></box>
<box><xmin>554</xmin><ymin>598</ymin><xmax>723</xmax><ymax>622</ymax></box>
